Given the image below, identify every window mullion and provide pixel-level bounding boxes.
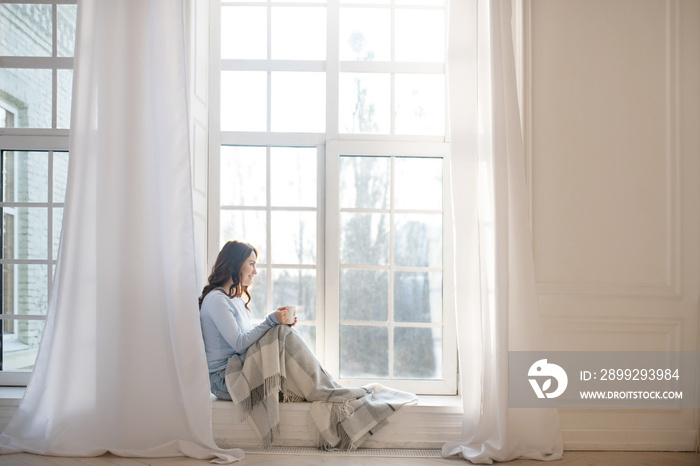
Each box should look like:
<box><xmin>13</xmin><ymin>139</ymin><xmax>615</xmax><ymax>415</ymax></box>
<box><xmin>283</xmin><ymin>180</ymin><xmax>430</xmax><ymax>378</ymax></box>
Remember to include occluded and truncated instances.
<box><xmin>324</xmin><ymin>147</ymin><xmax>340</xmax><ymax>378</ymax></box>
<box><xmin>315</xmin><ymin>143</ymin><xmax>326</xmax><ymax>361</ymax></box>
<box><xmin>326</xmin><ymin>0</ymin><xmax>339</xmax><ymax>138</ymax></box>
<box><xmin>51</xmin><ymin>4</ymin><xmax>58</xmax><ymax>129</ymax></box>
<box><xmin>266</xmin><ymin>1</ymin><xmax>272</xmax><ymax>133</ymax></box>
<box><xmin>47</xmin><ymin>151</ymin><xmax>53</xmax><ymax>298</ymax></box>
<box><xmin>390</xmin><ymin>3</ymin><xmax>396</xmax><ymax>136</ymax></box>
<box><xmin>388</xmin><ymin>155</ymin><xmax>395</xmax><ymax>380</ymax></box>
<box><xmin>265</xmin><ymin>147</ymin><xmax>273</xmax><ymax>316</ymax></box>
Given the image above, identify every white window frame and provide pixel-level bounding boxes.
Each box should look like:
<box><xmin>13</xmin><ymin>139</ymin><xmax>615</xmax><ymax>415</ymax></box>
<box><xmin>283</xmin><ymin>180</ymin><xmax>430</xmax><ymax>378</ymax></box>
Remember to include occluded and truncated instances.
<box><xmin>209</xmin><ymin>0</ymin><xmax>455</xmax><ymax>394</ymax></box>
<box><xmin>0</xmin><ymin>142</ymin><xmax>69</xmax><ymax>386</ymax></box>
<box><xmin>325</xmin><ymin>140</ymin><xmax>456</xmax><ymax>395</ymax></box>
<box><xmin>0</xmin><ymin>0</ymin><xmax>75</xmax><ymax>386</ymax></box>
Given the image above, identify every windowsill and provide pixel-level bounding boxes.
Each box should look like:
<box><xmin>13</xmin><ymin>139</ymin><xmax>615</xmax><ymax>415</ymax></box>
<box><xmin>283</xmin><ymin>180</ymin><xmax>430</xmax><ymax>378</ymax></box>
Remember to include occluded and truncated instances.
<box><xmin>211</xmin><ymin>393</ymin><xmax>463</xmax><ymax>413</ymax></box>
<box><xmin>0</xmin><ymin>386</ymin><xmax>462</xmax><ymax>411</ymax></box>
<box><xmin>0</xmin><ymin>386</ymin><xmax>24</xmax><ymax>400</ymax></box>
<box><xmin>1</xmin><ymin>386</ymin><xmax>463</xmax><ymax>448</ymax></box>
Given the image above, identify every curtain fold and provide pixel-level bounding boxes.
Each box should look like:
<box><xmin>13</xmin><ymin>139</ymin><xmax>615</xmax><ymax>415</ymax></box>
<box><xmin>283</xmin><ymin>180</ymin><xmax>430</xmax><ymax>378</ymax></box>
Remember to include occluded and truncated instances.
<box><xmin>0</xmin><ymin>1</ymin><xmax>241</xmax><ymax>462</ymax></box>
<box><xmin>443</xmin><ymin>0</ymin><xmax>563</xmax><ymax>462</ymax></box>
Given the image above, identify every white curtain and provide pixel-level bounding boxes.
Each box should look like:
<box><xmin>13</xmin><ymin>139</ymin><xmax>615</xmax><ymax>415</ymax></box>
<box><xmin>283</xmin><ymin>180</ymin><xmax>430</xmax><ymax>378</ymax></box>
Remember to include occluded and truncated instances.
<box><xmin>0</xmin><ymin>1</ymin><xmax>241</xmax><ymax>462</ymax></box>
<box><xmin>443</xmin><ymin>0</ymin><xmax>564</xmax><ymax>463</ymax></box>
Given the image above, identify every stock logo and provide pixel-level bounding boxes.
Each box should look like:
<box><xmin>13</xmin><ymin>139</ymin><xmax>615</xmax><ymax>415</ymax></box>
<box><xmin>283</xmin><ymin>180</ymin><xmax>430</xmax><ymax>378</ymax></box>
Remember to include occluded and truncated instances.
<box><xmin>528</xmin><ymin>359</ymin><xmax>568</xmax><ymax>399</ymax></box>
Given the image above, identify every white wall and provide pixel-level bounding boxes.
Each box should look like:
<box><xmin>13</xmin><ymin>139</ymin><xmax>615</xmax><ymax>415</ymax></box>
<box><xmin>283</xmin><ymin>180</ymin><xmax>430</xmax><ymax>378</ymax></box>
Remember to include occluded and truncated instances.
<box><xmin>526</xmin><ymin>0</ymin><xmax>700</xmax><ymax>450</ymax></box>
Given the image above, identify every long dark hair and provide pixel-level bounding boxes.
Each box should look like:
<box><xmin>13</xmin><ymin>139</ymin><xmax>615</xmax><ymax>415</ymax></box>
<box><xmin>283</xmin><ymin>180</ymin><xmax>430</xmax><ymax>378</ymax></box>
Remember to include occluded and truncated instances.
<box><xmin>198</xmin><ymin>240</ymin><xmax>257</xmax><ymax>310</ymax></box>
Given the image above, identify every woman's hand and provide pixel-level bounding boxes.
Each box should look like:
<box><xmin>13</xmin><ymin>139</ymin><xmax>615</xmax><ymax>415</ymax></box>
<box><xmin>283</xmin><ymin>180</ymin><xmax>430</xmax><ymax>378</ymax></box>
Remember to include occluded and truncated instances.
<box><xmin>274</xmin><ymin>307</ymin><xmax>297</xmax><ymax>326</ymax></box>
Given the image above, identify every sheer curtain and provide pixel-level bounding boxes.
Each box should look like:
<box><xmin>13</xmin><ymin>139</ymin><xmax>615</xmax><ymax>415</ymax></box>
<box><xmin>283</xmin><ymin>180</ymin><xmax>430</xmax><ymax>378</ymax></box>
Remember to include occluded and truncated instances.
<box><xmin>443</xmin><ymin>0</ymin><xmax>563</xmax><ymax>463</ymax></box>
<box><xmin>0</xmin><ymin>0</ymin><xmax>241</xmax><ymax>462</ymax></box>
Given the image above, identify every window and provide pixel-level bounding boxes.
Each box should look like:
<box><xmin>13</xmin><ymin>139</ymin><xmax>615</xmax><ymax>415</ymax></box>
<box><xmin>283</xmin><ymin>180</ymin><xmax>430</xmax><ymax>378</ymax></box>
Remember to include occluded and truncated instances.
<box><xmin>219</xmin><ymin>145</ymin><xmax>322</xmax><ymax>350</ymax></box>
<box><xmin>0</xmin><ymin>1</ymin><xmax>76</xmax><ymax>385</ymax></box>
<box><xmin>211</xmin><ymin>0</ymin><xmax>455</xmax><ymax>394</ymax></box>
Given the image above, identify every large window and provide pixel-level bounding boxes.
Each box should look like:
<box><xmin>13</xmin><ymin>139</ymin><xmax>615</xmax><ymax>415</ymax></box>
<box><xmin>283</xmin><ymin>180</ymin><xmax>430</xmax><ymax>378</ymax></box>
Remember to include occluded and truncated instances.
<box><xmin>212</xmin><ymin>0</ymin><xmax>455</xmax><ymax>394</ymax></box>
<box><xmin>0</xmin><ymin>1</ymin><xmax>76</xmax><ymax>384</ymax></box>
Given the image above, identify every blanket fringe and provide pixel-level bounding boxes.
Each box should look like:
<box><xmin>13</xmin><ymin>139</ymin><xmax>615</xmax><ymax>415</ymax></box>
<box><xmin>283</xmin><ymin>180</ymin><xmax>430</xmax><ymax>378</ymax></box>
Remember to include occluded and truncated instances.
<box><xmin>306</xmin><ymin>410</ymin><xmax>327</xmax><ymax>449</ymax></box>
<box><xmin>283</xmin><ymin>389</ymin><xmax>305</xmax><ymax>403</ymax></box>
<box><xmin>337</xmin><ymin>424</ymin><xmax>358</xmax><ymax>451</ymax></box>
<box><xmin>234</xmin><ymin>373</ymin><xmax>283</xmax><ymax>422</ymax></box>
<box><xmin>260</xmin><ymin>423</ymin><xmax>281</xmax><ymax>446</ymax></box>
<box><xmin>306</xmin><ymin>401</ymin><xmax>358</xmax><ymax>451</ymax></box>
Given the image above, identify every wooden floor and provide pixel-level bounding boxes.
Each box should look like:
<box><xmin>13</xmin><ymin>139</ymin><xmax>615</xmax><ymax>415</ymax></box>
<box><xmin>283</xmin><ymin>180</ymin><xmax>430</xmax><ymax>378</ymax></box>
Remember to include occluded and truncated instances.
<box><xmin>0</xmin><ymin>451</ymin><xmax>699</xmax><ymax>466</ymax></box>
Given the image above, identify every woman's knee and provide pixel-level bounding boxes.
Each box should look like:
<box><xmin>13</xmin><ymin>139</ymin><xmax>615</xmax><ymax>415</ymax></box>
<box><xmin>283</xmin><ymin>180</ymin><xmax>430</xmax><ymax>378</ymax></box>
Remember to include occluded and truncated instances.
<box><xmin>267</xmin><ymin>324</ymin><xmax>292</xmax><ymax>337</ymax></box>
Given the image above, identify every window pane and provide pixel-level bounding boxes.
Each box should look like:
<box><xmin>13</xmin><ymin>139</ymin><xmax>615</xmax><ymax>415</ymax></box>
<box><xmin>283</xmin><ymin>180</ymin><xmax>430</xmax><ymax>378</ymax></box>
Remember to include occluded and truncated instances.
<box><xmin>339</xmin><ymin>73</ymin><xmax>390</xmax><ymax>134</ymax></box>
<box><xmin>340</xmin><ymin>325</ymin><xmax>388</xmax><ymax>378</ymax></box>
<box><xmin>271</xmin><ymin>72</ymin><xmax>325</xmax><ymax>132</ymax></box>
<box><xmin>272</xmin><ymin>7</ymin><xmax>326</xmax><ymax>60</ymax></box>
<box><xmin>340</xmin><ymin>269</ymin><xmax>387</xmax><ymax>322</ymax></box>
<box><xmin>395</xmin><ymin>9</ymin><xmax>444</xmax><ymax>62</ymax></box>
<box><xmin>57</xmin><ymin>70</ymin><xmax>73</xmax><ymax>129</ymax></box>
<box><xmin>2</xmin><ymin>212</ymin><xmax>14</xmax><ymax>263</ymax></box>
<box><xmin>0</xmin><ymin>69</ymin><xmax>52</xmax><ymax>128</ymax></box>
<box><xmin>270</xmin><ymin>147</ymin><xmax>316</xmax><ymax>208</ymax></box>
<box><xmin>294</xmin><ymin>325</ymin><xmax>316</xmax><ymax>354</ymax></box>
<box><xmin>272</xmin><ymin>268</ymin><xmax>316</xmax><ymax>320</ymax></box>
<box><xmin>395</xmin><ymin>74</ymin><xmax>445</xmax><ymax>135</ymax></box>
<box><xmin>3</xmin><ymin>151</ymin><xmax>48</xmax><ymax>203</ymax></box>
<box><xmin>394</xmin><ymin>271</ymin><xmax>441</xmax><ymax>323</ymax></box>
<box><xmin>394</xmin><ymin>157</ymin><xmax>442</xmax><ymax>210</ymax></box>
<box><xmin>394</xmin><ymin>213</ymin><xmax>441</xmax><ymax>267</ymax></box>
<box><xmin>57</xmin><ymin>4</ymin><xmax>78</xmax><ymax>57</ymax></box>
<box><xmin>220</xmin><ymin>210</ymin><xmax>267</xmax><ymax>263</ymax></box>
<box><xmin>220</xmin><ymin>146</ymin><xmax>266</xmax><ymax>206</ymax></box>
<box><xmin>222</xmin><ymin>6</ymin><xmax>266</xmax><ymax>60</ymax></box>
<box><xmin>0</xmin><ymin>4</ymin><xmax>52</xmax><ymax>57</ymax></box>
<box><xmin>2</xmin><ymin>319</ymin><xmax>45</xmax><ymax>371</ymax></box>
<box><xmin>221</xmin><ymin>71</ymin><xmax>267</xmax><ymax>131</ymax></box>
<box><xmin>271</xmin><ymin>211</ymin><xmax>316</xmax><ymax>265</ymax></box>
<box><xmin>339</xmin><ymin>156</ymin><xmax>390</xmax><ymax>209</ymax></box>
<box><xmin>249</xmin><ymin>268</ymin><xmax>267</xmax><ymax>321</ymax></box>
<box><xmin>340</xmin><ymin>213</ymin><xmax>389</xmax><ymax>265</ymax></box>
<box><xmin>53</xmin><ymin>152</ymin><xmax>69</xmax><ymax>204</ymax></box>
<box><xmin>52</xmin><ymin>207</ymin><xmax>63</xmax><ymax>260</ymax></box>
<box><xmin>2</xmin><ymin>264</ymin><xmax>48</xmax><ymax>315</ymax></box>
<box><xmin>394</xmin><ymin>327</ymin><xmax>441</xmax><ymax>378</ymax></box>
<box><xmin>4</xmin><ymin>208</ymin><xmax>48</xmax><ymax>260</ymax></box>
<box><xmin>340</xmin><ymin>8</ymin><xmax>390</xmax><ymax>61</ymax></box>
<box><xmin>0</xmin><ymin>107</ymin><xmax>14</xmax><ymax>128</ymax></box>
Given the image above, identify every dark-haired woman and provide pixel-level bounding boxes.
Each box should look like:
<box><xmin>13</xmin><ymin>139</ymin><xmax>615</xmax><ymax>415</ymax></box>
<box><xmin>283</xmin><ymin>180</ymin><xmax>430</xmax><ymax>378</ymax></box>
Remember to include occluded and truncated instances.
<box><xmin>199</xmin><ymin>240</ymin><xmax>296</xmax><ymax>400</ymax></box>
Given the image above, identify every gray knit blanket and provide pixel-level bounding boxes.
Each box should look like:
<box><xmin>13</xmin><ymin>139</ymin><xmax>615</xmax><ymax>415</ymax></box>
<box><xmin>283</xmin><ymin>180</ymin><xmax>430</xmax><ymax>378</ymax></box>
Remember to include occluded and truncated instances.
<box><xmin>224</xmin><ymin>325</ymin><xmax>417</xmax><ymax>449</ymax></box>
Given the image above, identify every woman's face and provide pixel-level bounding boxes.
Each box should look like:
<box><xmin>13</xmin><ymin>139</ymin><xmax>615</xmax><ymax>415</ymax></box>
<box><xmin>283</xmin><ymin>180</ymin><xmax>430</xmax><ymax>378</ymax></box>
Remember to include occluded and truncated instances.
<box><xmin>239</xmin><ymin>251</ymin><xmax>257</xmax><ymax>287</ymax></box>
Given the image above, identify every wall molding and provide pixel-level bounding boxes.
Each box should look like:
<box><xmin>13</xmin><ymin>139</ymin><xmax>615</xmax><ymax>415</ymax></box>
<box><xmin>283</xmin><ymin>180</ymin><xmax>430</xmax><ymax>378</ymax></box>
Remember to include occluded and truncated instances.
<box><xmin>524</xmin><ymin>0</ymin><xmax>682</xmax><ymax>298</ymax></box>
<box><xmin>541</xmin><ymin>315</ymin><xmax>683</xmax><ymax>351</ymax></box>
<box><xmin>562</xmin><ymin>428</ymin><xmax>698</xmax><ymax>451</ymax></box>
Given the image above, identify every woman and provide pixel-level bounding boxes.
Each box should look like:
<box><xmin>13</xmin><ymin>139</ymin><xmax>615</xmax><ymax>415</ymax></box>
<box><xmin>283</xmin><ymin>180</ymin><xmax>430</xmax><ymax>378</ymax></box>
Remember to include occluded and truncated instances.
<box><xmin>200</xmin><ymin>240</ymin><xmax>416</xmax><ymax>449</ymax></box>
<box><xmin>199</xmin><ymin>240</ymin><xmax>296</xmax><ymax>400</ymax></box>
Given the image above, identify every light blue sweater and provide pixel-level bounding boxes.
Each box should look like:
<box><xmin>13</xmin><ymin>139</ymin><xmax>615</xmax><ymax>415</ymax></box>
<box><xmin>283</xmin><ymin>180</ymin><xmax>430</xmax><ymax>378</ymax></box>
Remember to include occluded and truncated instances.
<box><xmin>200</xmin><ymin>290</ymin><xmax>280</xmax><ymax>373</ymax></box>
